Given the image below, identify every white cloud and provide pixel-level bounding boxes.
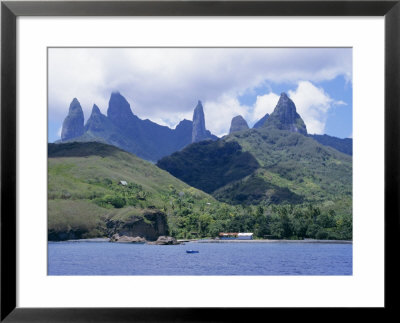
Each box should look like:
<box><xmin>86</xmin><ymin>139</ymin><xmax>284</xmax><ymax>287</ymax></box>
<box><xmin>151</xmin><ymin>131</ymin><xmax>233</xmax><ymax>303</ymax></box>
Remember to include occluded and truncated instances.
<box><xmin>288</xmin><ymin>81</ymin><xmax>341</xmax><ymax>135</ymax></box>
<box><xmin>204</xmin><ymin>94</ymin><xmax>251</xmax><ymax>137</ymax></box>
<box><xmin>203</xmin><ymin>81</ymin><xmax>344</xmax><ymax>137</ymax></box>
<box><xmin>49</xmin><ymin>48</ymin><xmax>351</xmax><ymax>115</ymax></box>
<box><xmin>334</xmin><ymin>100</ymin><xmax>347</xmax><ymax>106</ymax></box>
<box><xmin>151</xmin><ymin>111</ymin><xmax>193</xmax><ymax>129</ymax></box>
<box><xmin>48</xmin><ymin>48</ymin><xmax>352</xmax><ymax>140</ymax></box>
<box><xmin>203</xmin><ymin>81</ymin><xmax>346</xmax><ymax>136</ymax></box>
<box><xmin>252</xmin><ymin>92</ymin><xmax>280</xmax><ymax>121</ymax></box>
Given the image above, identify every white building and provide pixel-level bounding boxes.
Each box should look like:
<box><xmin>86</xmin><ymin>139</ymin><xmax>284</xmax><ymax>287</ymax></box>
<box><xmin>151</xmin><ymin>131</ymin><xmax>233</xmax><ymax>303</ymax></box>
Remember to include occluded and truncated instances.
<box><xmin>237</xmin><ymin>233</ymin><xmax>253</xmax><ymax>240</ymax></box>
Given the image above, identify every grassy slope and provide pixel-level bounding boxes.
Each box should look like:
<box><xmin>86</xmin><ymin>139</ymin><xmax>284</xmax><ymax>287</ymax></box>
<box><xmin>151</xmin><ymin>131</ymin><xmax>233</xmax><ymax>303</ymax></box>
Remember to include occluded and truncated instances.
<box><xmin>48</xmin><ymin>141</ymin><xmax>352</xmax><ymax>240</ymax></box>
<box><xmin>49</xmin><ymin>142</ymin><xmax>209</xmax><ymax>199</ymax></box>
<box><xmin>223</xmin><ymin>128</ymin><xmax>352</xmax><ymax>200</ymax></box>
<box><xmin>48</xmin><ymin>142</ymin><xmax>214</xmax><ymax>239</ymax></box>
<box><xmin>156</xmin><ymin>127</ymin><xmax>352</xmax><ymax>216</ymax></box>
<box><xmin>221</xmin><ymin>128</ymin><xmax>352</xmax><ymax>214</ymax></box>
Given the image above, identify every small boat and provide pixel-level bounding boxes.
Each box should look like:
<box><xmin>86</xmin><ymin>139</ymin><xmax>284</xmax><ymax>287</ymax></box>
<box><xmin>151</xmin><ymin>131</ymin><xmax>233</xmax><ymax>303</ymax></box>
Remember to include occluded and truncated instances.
<box><xmin>186</xmin><ymin>250</ymin><xmax>199</xmax><ymax>254</ymax></box>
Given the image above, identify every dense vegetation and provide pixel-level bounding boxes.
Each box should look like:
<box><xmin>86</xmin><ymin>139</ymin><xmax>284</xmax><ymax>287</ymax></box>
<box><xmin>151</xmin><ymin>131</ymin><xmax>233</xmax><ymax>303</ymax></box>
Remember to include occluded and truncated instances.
<box><xmin>48</xmin><ymin>141</ymin><xmax>352</xmax><ymax>241</ymax></box>
<box><xmin>157</xmin><ymin>127</ymin><xmax>352</xmax><ymax>208</ymax></box>
<box><xmin>157</xmin><ymin>140</ymin><xmax>259</xmax><ymax>194</ymax></box>
<box><xmin>167</xmin><ymin>197</ymin><xmax>352</xmax><ymax>240</ymax></box>
<box><xmin>225</xmin><ymin>128</ymin><xmax>352</xmax><ymax>203</ymax></box>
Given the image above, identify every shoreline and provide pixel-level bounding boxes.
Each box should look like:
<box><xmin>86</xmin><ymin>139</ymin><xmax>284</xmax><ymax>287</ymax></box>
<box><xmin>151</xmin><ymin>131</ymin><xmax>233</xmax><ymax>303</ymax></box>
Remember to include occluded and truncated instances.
<box><xmin>179</xmin><ymin>239</ymin><xmax>352</xmax><ymax>244</ymax></box>
<box><xmin>55</xmin><ymin>238</ymin><xmax>352</xmax><ymax>244</ymax></box>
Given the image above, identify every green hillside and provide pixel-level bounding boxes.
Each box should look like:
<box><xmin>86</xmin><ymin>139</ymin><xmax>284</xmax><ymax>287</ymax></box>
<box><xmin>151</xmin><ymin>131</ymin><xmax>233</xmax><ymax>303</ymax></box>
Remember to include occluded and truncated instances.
<box><xmin>48</xmin><ymin>142</ymin><xmax>204</xmax><ymax>198</ymax></box>
<box><xmin>157</xmin><ymin>127</ymin><xmax>352</xmax><ymax>217</ymax></box>
<box><xmin>223</xmin><ymin>127</ymin><xmax>352</xmax><ymax>204</ymax></box>
<box><xmin>48</xmin><ymin>141</ymin><xmax>352</xmax><ymax>241</ymax></box>
<box><xmin>157</xmin><ymin>140</ymin><xmax>259</xmax><ymax>194</ymax></box>
<box><xmin>48</xmin><ymin>142</ymin><xmax>215</xmax><ymax>240</ymax></box>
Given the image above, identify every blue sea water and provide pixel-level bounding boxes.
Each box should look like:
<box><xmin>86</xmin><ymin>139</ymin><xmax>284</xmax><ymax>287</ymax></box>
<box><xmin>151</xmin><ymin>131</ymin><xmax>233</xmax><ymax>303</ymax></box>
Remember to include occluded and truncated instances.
<box><xmin>48</xmin><ymin>241</ymin><xmax>352</xmax><ymax>275</ymax></box>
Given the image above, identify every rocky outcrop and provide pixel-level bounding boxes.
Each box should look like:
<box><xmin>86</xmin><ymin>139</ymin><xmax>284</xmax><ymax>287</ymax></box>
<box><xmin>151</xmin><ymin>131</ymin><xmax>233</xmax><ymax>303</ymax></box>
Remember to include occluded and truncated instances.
<box><xmin>61</xmin><ymin>98</ymin><xmax>85</xmax><ymax>141</ymax></box>
<box><xmin>253</xmin><ymin>113</ymin><xmax>269</xmax><ymax>129</ymax></box>
<box><xmin>48</xmin><ymin>228</ymin><xmax>87</xmax><ymax>241</ymax></box>
<box><xmin>191</xmin><ymin>100</ymin><xmax>218</xmax><ymax>143</ymax></box>
<box><xmin>86</xmin><ymin>104</ymin><xmax>103</xmax><ymax>128</ymax></box>
<box><xmin>229</xmin><ymin>115</ymin><xmax>249</xmax><ymax>134</ymax></box>
<box><xmin>147</xmin><ymin>236</ymin><xmax>181</xmax><ymax>245</ymax></box>
<box><xmin>192</xmin><ymin>100</ymin><xmax>208</xmax><ymax>142</ymax></box>
<box><xmin>85</xmin><ymin>104</ymin><xmax>112</xmax><ymax>132</ymax></box>
<box><xmin>107</xmin><ymin>92</ymin><xmax>136</xmax><ymax>126</ymax></box>
<box><xmin>59</xmin><ymin>93</ymin><xmax>219</xmax><ymax>162</ymax></box>
<box><xmin>264</xmin><ymin>93</ymin><xmax>307</xmax><ymax>135</ymax></box>
<box><xmin>109</xmin><ymin>234</ymin><xmax>146</xmax><ymax>243</ymax></box>
<box><xmin>106</xmin><ymin>208</ymin><xmax>169</xmax><ymax>241</ymax></box>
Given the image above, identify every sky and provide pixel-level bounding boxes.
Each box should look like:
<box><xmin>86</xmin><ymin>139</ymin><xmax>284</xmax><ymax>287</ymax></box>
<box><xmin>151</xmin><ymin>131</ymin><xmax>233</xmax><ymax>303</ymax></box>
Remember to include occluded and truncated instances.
<box><xmin>48</xmin><ymin>47</ymin><xmax>352</xmax><ymax>142</ymax></box>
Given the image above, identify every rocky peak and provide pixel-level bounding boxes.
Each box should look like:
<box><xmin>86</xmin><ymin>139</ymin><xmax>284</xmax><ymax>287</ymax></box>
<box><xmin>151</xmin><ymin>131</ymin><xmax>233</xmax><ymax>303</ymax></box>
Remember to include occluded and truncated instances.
<box><xmin>85</xmin><ymin>104</ymin><xmax>107</xmax><ymax>132</ymax></box>
<box><xmin>253</xmin><ymin>113</ymin><xmax>269</xmax><ymax>129</ymax></box>
<box><xmin>61</xmin><ymin>98</ymin><xmax>85</xmax><ymax>141</ymax></box>
<box><xmin>107</xmin><ymin>92</ymin><xmax>134</xmax><ymax>124</ymax></box>
<box><xmin>229</xmin><ymin>115</ymin><xmax>249</xmax><ymax>134</ymax></box>
<box><xmin>176</xmin><ymin>119</ymin><xmax>192</xmax><ymax>129</ymax></box>
<box><xmin>175</xmin><ymin>119</ymin><xmax>193</xmax><ymax>133</ymax></box>
<box><xmin>275</xmin><ymin>93</ymin><xmax>295</xmax><ymax>114</ymax></box>
<box><xmin>192</xmin><ymin>100</ymin><xmax>208</xmax><ymax>143</ymax></box>
<box><xmin>91</xmin><ymin>104</ymin><xmax>101</xmax><ymax>116</ymax></box>
<box><xmin>264</xmin><ymin>93</ymin><xmax>307</xmax><ymax>135</ymax></box>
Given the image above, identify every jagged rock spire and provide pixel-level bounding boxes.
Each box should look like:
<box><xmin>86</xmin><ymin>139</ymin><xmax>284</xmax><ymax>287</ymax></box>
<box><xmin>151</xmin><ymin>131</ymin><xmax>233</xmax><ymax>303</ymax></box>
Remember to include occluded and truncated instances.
<box><xmin>192</xmin><ymin>100</ymin><xmax>207</xmax><ymax>143</ymax></box>
<box><xmin>264</xmin><ymin>93</ymin><xmax>307</xmax><ymax>135</ymax></box>
<box><xmin>84</xmin><ymin>104</ymin><xmax>107</xmax><ymax>132</ymax></box>
<box><xmin>61</xmin><ymin>98</ymin><xmax>85</xmax><ymax>141</ymax></box>
<box><xmin>107</xmin><ymin>92</ymin><xmax>134</xmax><ymax>124</ymax></box>
<box><xmin>91</xmin><ymin>104</ymin><xmax>101</xmax><ymax>115</ymax></box>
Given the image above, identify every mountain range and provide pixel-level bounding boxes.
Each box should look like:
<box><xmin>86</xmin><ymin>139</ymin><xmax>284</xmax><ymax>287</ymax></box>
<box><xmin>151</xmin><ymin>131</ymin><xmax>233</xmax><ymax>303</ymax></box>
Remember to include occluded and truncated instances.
<box><xmin>60</xmin><ymin>92</ymin><xmax>217</xmax><ymax>162</ymax></box>
<box><xmin>50</xmin><ymin>92</ymin><xmax>353</xmax><ymax>240</ymax></box>
<box><xmin>58</xmin><ymin>92</ymin><xmax>352</xmax><ymax>162</ymax></box>
<box><xmin>158</xmin><ymin>93</ymin><xmax>352</xmax><ymax>208</ymax></box>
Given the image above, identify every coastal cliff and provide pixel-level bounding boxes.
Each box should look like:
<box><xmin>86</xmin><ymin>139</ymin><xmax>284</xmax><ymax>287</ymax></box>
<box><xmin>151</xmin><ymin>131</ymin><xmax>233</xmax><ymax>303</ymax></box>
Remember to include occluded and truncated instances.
<box><xmin>106</xmin><ymin>208</ymin><xmax>168</xmax><ymax>241</ymax></box>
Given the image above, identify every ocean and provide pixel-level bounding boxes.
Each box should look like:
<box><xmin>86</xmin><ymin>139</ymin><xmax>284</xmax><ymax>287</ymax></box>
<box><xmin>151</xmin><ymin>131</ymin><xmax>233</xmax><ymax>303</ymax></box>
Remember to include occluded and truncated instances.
<box><xmin>48</xmin><ymin>240</ymin><xmax>352</xmax><ymax>275</ymax></box>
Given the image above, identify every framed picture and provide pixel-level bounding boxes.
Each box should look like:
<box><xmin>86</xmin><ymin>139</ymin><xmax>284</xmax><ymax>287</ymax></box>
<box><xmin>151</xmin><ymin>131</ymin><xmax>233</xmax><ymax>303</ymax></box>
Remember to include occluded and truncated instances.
<box><xmin>1</xmin><ymin>0</ymin><xmax>399</xmax><ymax>321</ymax></box>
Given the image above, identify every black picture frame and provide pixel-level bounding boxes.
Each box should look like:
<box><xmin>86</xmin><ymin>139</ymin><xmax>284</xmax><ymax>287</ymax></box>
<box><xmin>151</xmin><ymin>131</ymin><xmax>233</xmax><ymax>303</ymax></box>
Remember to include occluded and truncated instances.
<box><xmin>1</xmin><ymin>0</ymin><xmax>399</xmax><ymax>321</ymax></box>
